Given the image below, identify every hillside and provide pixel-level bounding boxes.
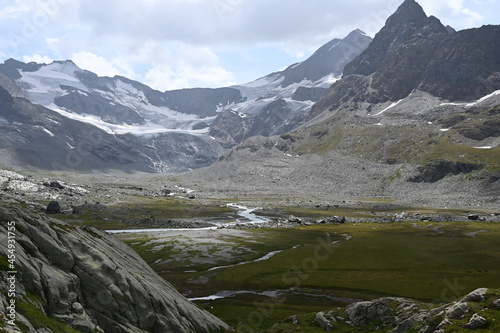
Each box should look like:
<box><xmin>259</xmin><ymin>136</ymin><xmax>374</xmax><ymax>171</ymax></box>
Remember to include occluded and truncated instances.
<box><xmin>188</xmin><ymin>0</ymin><xmax>500</xmax><ymax>208</ymax></box>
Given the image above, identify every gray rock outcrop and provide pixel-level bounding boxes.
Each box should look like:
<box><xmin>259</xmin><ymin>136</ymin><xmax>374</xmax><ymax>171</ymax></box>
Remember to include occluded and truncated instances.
<box><xmin>344</xmin><ymin>297</ymin><xmax>400</xmax><ymax>326</ymax></box>
<box><xmin>313</xmin><ymin>311</ymin><xmax>335</xmax><ymax>331</ymax></box>
<box><xmin>462</xmin><ymin>313</ymin><xmax>488</xmax><ymax>329</ymax></box>
<box><xmin>0</xmin><ymin>204</ymin><xmax>229</xmax><ymax>332</ymax></box>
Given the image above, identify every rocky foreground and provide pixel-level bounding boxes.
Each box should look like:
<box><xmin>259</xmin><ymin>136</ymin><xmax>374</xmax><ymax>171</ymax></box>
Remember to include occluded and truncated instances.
<box><xmin>270</xmin><ymin>288</ymin><xmax>500</xmax><ymax>332</ymax></box>
<box><xmin>0</xmin><ymin>201</ymin><xmax>229</xmax><ymax>332</ymax></box>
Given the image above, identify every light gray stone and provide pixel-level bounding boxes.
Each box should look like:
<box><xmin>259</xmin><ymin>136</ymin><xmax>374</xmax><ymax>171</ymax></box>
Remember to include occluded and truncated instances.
<box><xmin>445</xmin><ymin>301</ymin><xmax>469</xmax><ymax>319</ymax></box>
<box><xmin>0</xmin><ymin>205</ymin><xmax>229</xmax><ymax>333</ymax></box>
<box><xmin>460</xmin><ymin>288</ymin><xmax>488</xmax><ymax>303</ymax></box>
<box><xmin>314</xmin><ymin>311</ymin><xmax>334</xmax><ymax>331</ymax></box>
<box><xmin>462</xmin><ymin>313</ymin><xmax>488</xmax><ymax>329</ymax></box>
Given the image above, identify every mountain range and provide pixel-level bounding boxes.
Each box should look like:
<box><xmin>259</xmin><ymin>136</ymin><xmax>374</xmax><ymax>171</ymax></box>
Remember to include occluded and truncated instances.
<box><xmin>186</xmin><ymin>0</ymin><xmax>500</xmax><ymax>205</ymax></box>
<box><xmin>0</xmin><ymin>29</ymin><xmax>371</xmax><ymax>172</ymax></box>
<box><xmin>0</xmin><ymin>0</ymin><xmax>499</xmax><ymax>195</ymax></box>
<box><xmin>1</xmin><ymin>1</ymin><xmax>500</xmax><ymax>332</ymax></box>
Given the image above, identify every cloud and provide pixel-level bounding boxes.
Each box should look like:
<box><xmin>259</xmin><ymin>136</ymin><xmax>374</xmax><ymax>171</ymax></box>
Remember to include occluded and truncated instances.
<box><xmin>418</xmin><ymin>0</ymin><xmax>484</xmax><ymax>28</ymax></box>
<box><xmin>22</xmin><ymin>53</ymin><xmax>53</xmax><ymax>64</ymax></box>
<box><xmin>71</xmin><ymin>51</ymin><xmax>123</xmax><ymax>77</ymax></box>
<box><xmin>143</xmin><ymin>44</ymin><xmax>237</xmax><ymax>90</ymax></box>
<box><xmin>1</xmin><ymin>0</ymin><xmax>497</xmax><ymax>90</ymax></box>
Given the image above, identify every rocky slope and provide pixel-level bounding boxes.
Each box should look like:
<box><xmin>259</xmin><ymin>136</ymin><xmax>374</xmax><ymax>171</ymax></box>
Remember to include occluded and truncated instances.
<box><xmin>268</xmin><ymin>288</ymin><xmax>500</xmax><ymax>332</ymax></box>
<box><xmin>0</xmin><ymin>199</ymin><xmax>229</xmax><ymax>332</ymax></box>
<box><xmin>312</xmin><ymin>0</ymin><xmax>500</xmax><ymax>114</ymax></box>
<box><xmin>210</xmin><ymin>29</ymin><xmax>372</xmax><ymax>148</ymax></box>
<box><xmin>0</xmin><ymin>82</ymin><xmax>224</xmax><ymax>173</ymax></box>
<box><xmin>184</xmin><ymin>0</ymin><xmax>500</xmax><ymax>208</ymax></box>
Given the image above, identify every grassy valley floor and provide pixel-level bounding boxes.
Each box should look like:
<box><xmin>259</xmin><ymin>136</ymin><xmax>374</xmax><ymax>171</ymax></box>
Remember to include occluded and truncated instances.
<box><xmin>118</xmin><ymin>218</ymin><xmax>500</xmax><ymax>331</ymax></box>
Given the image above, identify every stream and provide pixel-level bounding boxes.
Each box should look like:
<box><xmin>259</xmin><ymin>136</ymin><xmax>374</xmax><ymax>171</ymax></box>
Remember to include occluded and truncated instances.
<box><xmin>188</xmin><ymin>289</ymin><xmax>364</xmax><ymax>304</ymax></box>
<box><xmin>106</xmin><ymin>204</ymin><xmax>269</xmax><ymax>234</ymax></box>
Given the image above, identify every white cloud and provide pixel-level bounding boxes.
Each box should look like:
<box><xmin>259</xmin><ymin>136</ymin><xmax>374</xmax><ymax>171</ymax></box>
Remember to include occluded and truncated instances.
<box><xmin>1</xmin><ymin>0</ymin><xmax>497</xmax><ymax>90</ymax></box>
<box><xmin>0</xmin><ymin>0</ymin><xmax>32</xmax><ymax>19</ymax></box>
<box><xmin>419</xmin><ymin>0</ymin><xmax>484</xmax><ymax>28</ymax></box>
<box><xmin>143</xmin><ymin>44</ymin><xmax>236</xmax><ymax>90</ymax></box>
<box><xmin>71</xmin><ymin>51</ymin><xmax>122</xmax><ymax>77</ymax></box>
<box><xmin>22</xmin><ymin>54</ymin><xmax>53</xmax><ymax>64</ymax></box>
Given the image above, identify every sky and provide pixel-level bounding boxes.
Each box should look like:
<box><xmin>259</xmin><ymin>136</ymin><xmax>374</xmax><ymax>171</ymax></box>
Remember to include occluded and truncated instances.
<box><xmin>0</xmin><ymin>0</ymin><xmax>498</xmax><ymax>91</ymax></box>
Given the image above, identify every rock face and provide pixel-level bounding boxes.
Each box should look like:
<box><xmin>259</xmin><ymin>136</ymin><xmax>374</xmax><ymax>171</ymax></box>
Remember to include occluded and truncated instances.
<box><xmin>0</xmin><ymin>84</ymin><xmax>224</xmax><ymax>173</ymax></box>
<box><xmin>0</xmin><ymin>28</ymin><xmax>371</xmax><ymax>170</ymax></box>
<box><xmin>312</xmin><ymin>0</ymin><xmax>500</xmax><ymax>116</ymax></box>
<box><xmin>298</xmin><ymin>288</ymin><xmax>497</xmax><ymax>333</ymax></box>
<box><xmin>281</xmin><ymin>29</ymin><xmax>372</xmax><ymax>88</ymax></box>
<box><xmin>0</xmin><ymin>203</ymin><xmax>229</xmax><ymax>332</ymax></box>
<box><xmin>344</xmin><ymin>298</ymin><xmax>397</xmax><ymax>326</ymax></box>
<box><xmin>408</xmin><ymin>161</ymin><xmax>484</xmax><ymax>183</ymax></box>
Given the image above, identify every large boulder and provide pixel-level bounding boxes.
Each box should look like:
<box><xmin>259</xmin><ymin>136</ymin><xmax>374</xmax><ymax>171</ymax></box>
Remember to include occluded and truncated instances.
<box><xmin>0</xmin><ymin>204</ymin><xmax>229</xmax><ymax>333</ymax></box>
<box><xmin>46</xmin><ymin>200</ymin><xmax>61</xmax><ymax>214</ymax></box>
<box><xmin>344</xmin><ymin>298</ymin><xmax>401</xmax><ymax>326</ymax></box>
<box><xmin>462</xmin><ymin>313</ymin><xmax>488</xmax><ymax>329</ymax></box>
<box><xmin>445</xmin><ymin>301</ymin><xmax>469</xmax><ymax>319</ymax></box>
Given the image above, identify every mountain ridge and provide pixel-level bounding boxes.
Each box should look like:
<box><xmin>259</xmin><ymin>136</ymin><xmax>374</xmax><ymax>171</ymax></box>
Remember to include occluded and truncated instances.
<box><xmin>0</xmin><ymin>29</ymin><xmax>371</xmax><ymax>171</ymax></box>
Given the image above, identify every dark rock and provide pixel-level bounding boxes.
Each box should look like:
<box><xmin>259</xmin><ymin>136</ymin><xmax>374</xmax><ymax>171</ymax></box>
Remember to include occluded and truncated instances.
<box><xmin>408</xmin><ymin>161</ymin><xmax>483</xmax><ymax>183</ymax></box>
<box><xmin>468</xmin><ymin>214</ymin><xmax>481</xmax><ymax>221</ymax></box>
<box><xmin>46</xmin><ymin>201</ymin><xmax>61</xmax><ymax>214</ymax></box>
<box><xmin>50</xmin><ymin>181</ymin><xmax>65</xmax><ymax>190</ymax></box>
<box><xmin>287</xmin><ymin>215</ymin><xmax>302</xmax><ymax>223</ymax></box>
<box><xmin>284</xmin><ymin>315</ymin><xmax>300</xmax><ymax>325</ymax></box>
<box><xmin>292</xmin><ymin>86</ymin><xmax>328</xmax><ymax>102</ymax></box>
<box><xmin>329</xmin><ymin>216</ymin><xmax>346</xmax><ymax>223</ymax></box>
<box><xmin>311</xmin><ymin>3</ymin><xmax>500</xmax><ymax>118</ymax></box>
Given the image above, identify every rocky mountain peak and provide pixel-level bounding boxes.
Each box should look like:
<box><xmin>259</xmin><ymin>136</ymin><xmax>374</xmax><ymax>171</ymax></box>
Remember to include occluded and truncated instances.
<box><xmin>344</xmin><ymin>0</ymin><xmax>448</xmax><ymax>76</ymax></box>
<box><xmin>343</xmin><ymin>29</ymin><xmax>368</xmax><ymax>42</ymax></box>
<box><xmin>386</xmin><ymin>0</ymin><xmax>428</xmax><ymax>27</ymax></box>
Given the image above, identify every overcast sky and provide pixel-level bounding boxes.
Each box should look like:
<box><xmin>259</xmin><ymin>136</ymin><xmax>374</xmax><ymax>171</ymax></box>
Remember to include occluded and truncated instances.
<box><xmin>0</xmin><ymin>0</ymin><xmax>498</xmax><ymax>91</ymax></box>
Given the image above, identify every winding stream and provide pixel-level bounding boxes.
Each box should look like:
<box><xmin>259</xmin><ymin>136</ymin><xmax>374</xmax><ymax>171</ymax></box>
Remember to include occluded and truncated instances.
<box><xmin>106</xmin><ymin>204</ymin><xmax>269</xmax><ymax>234</ymax></box>
<box><xmin>188</xmin><ymin>289</ymin><xmax>364</xmax><ymax>304</ymax></box>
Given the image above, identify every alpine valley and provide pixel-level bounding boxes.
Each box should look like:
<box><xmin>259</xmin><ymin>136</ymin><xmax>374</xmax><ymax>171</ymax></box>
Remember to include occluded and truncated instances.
<box><xmin>1</xmin><ymin>0</ymin><xmax>500</xmax><ymax>332</ymax></box>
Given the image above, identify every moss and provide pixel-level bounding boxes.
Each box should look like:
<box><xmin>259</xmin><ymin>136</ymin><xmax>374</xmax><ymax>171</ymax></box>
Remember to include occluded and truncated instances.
<box><xmin>0</xmin><ymin>256</ymin><xmax>11</xmax><ymax>271</ymax></box>
<box><xmin>16</xmin><ymin>299</ymin><xmax>82</xmax><ymax>333</ymax></box>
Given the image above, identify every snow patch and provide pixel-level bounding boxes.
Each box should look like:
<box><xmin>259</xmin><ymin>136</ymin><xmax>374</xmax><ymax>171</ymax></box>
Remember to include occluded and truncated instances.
<box><xmin>42</xmin><ymin>128</ymin><xmax>55</xmax><ymax>137</ymax></box>
<box><xmin>46</xmin><ymin>104</ymin><xmax>210</xmax><ymax>136</ymax></box>
<box><xmin>440</xmin><ymin>90</ymin><xmax>500</xmax><ymax>107</ymax></box>
<box><xmin>373</xmin><ymin>99</ymin><xmax>403</xmax><ymax>116</ymax></box>
<box><xmin>34</xmin><ymin>125</ymin><xmax>55</xmax><ymax>137</ymax></box>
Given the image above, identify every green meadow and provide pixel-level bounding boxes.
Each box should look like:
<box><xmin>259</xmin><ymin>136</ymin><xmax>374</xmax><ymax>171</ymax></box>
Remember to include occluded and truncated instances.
<box><xmin>123</xmin><ymin>219</ymin><xmax>500</xmax><ymax>331</ymax></box>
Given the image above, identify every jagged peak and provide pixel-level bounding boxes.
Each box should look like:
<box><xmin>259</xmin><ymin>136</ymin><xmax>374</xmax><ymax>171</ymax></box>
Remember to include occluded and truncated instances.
<box><xmin>384</xmin><ymin>0</ymin><xmax>429</xmax><ymax>29</ymax></box>
<box><xmin>343</xmin><ymin>29</ymin><xmax>371</xmax><ymax>44</ymax></box>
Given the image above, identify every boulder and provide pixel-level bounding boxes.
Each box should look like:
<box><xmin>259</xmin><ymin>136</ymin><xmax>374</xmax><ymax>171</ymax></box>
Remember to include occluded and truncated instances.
<box><xmin>46</xmin><ymin>200</ymin><xmax>61</xmax><ymax>214</ymax></box>
<box><xmin>287</xmin><ymin>215</ymin><xmax>302</xmax><ymax>223</ymax></box>
<box><xmin>314</xmin><ymin>311</ymin><xmax>334</xmax><ymax>331</ymax></box>
<box><xmin>345</xmin><ymin>298</ymin><xmax>398</xmax><ymax>326</ymax></box>
<box><xmin>445</xmin><ymin>301</ymin><xmax>469</xmax><ymax>319</ymax></box>
<box><xmin>494</xmin><ymin>299</ymin><xmax>500</xmax><ymax>308</ymax></box>
<box><xmin>0</xmin><ymin>204</ymin><xmax>229</xmax><ymax>333</ymax></box>
<box><xmin>468</xmin><ymin>214</ymin><xmax>481</xmax><ymax>221</ymax></box>
<box><xmin>284</xmin><ymin>315</ymin><xmax>300</xmax><ymax>325</ymax></box>
<box><xmin>462</xmin><ymin>313</ymin><xmax>488</xmax><ymax>329</ymax></box>
<box><xmin>460</xmin><ymin>288</ymin><xmax>488</xmax><ymax>303</ymax></box>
